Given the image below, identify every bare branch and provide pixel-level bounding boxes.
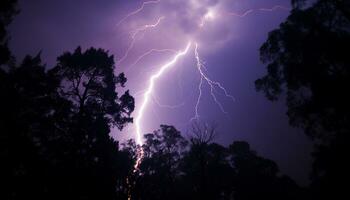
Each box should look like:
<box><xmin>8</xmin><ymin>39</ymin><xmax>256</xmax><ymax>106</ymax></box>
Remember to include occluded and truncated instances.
<box><xmin>189</xmin><ymin>121</ymin><xmax>218</xmax><ymax>145</ymax></box>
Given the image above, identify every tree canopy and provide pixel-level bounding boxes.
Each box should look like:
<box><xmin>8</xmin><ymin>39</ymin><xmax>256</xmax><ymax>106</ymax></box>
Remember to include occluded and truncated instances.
<box><xmin>256</xmin><ymin>0</ymin><xmax>350</xmax><ymax>199</ymax></box>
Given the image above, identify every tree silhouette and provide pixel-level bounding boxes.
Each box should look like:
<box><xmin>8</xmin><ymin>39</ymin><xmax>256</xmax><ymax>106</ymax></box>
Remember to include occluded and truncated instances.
<box><xmin>180</xmin><ymin>122</ymin><xmax>232</xmax><ymax>200</ymax></box>
<box><xmin>0</xmin><ymin>0</ymin><xmax>18</xmax><ymax>65</ymax></box>
<box><xmin>47</xmin><ymin>47</ymin><xmax>134</xmax><ymax>200</ymax></box>
<box><xmin>51</xmin><ymin>46</ymin><xmax>134</xmax><ymax>130</ymax></box>
<box><xmin>124</xmin><ymin>124</ymin><xmax>302</xmax><ymax>200</ymax></box>
<box><xmin>0</xmin><ymin>53</ymin><xmax>75</xmax><ymax>199</ymax></box>
<box><xmin>133</xmin><ymin>125</ymin><xmax>188</xmax><ymax>200</ymax></box>
<box><xmin>229</xmin><ymin>141</ymin><xmax>301</xmax><ymax>200</ymax></box>
<box><xmin>1</xmin><ymin>47</ymin><xmax>135</xmax><ymax>199</ymax></box>
<box><xmin>256</xmin><ymin>0</ymin><xmax>350</xmax><ymax>199</ymax></box>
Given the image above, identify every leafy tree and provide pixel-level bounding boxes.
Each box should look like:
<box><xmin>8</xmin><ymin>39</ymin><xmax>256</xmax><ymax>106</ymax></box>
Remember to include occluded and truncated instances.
<box><xmin>1</xmin><ymin>47</ymin><xmax>135</xmax><ymax>199</ymax></box>
<box><xmin>45</xmin><ymin>47</ymin><xmax>135</xmax><ymax>199</ymax></box>
<box><xmin>133</xmin><ymin>125</ymin><xmax>188</xmax><ymax>200</ymax></box>
<box><xmin>180</xmin><ymin>122</ymin><xmax>233</xmax><ymax>200</ymax></box>
<box><xmin>181</xmin><ymin>142</ymin><xmax>233</xmax><ymax>200</ymax></box>
<box><xmin>0</xmin><ymin>54</ymin><xmax>71</xmax><ymax>199</ymax></box>
<box><xmin>0</xmin><ymin>0</ymin><xmax>18</xmax><ymax>65</ymax></box>
<box><xmin>256</xmin><ymin>0</ymin><xmax>350</xmax><ymax>199</ymax></box>
<box><xmin>51</xmin><ymin>46</ymin><xmax>134</xmax><ymax>129</ymax></box>
<box><xmin>114</xmin><ymin>139</ymin><xmax>142</xmax><ymax>199</ymax></box>
<box><xmin>229</xmin><ymin>141</ymin><xmax>301</xmax><ymax>200</ymax></box>
<box><xmin>125</xmin><ymin>123</ymin><xmax>301</xmax><ymax>200</ymax></box>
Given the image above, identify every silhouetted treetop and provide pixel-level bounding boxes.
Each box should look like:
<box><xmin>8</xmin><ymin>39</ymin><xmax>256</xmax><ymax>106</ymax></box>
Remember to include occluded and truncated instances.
<box><xmin>256</xmin><ymin>0</ymin><xmax>350</xmax><ymax>140</ymax></box>
<box><xmin>256</xmin><ymin>0</ymin><xmax>350</xmax><ymax>199</ymax></box>
<box><xmin>123</xmin><ymin>124</ymin><xmax>303</xmax><ymax>200</ymax></box>
<box><xmin>0</xmin><ymin>0</ymin><xmax>18</xmax><ymax>65</ymax></box>
<box><xmin>51</xmin><ymin>46</ymin><xmax>134</xmax><ymax>130</ymax></box>
<box><xmin>1</xmin><ymin>42</ymin><xmax>135</xmax><ymax>199</ymax></box>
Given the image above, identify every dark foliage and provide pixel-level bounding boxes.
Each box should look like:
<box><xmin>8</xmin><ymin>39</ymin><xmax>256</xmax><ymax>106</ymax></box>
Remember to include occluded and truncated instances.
<box><xmin>0</xmin><ymin>0</ymin><xmax>18</xmax><ymax>65</ymax></box>
<box><xmin>256</xmin><ymin>0</ymin><xmax>350</xmax><ymax>199</ymax></box>
<box><xmin>122</xmin><ymin>124</ymin><xmax>303</xmax><ymax>200</ymax></box>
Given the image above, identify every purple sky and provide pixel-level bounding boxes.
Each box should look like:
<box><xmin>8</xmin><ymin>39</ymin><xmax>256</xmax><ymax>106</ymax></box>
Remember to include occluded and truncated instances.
<box><xmin>9</xmin><ymin>0</ymin><xmax>312</xmax><ymax>185</ymax></box>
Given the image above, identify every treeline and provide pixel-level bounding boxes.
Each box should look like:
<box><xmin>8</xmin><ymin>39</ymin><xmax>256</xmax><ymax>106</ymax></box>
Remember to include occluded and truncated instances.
<box><xmin>0</xmin><ymin>45</ymin><xmax>302</xmax><ymax>199</ymax></box>
<box><xmin>121</xmin><ymin>124</ymin><xmax>303</xmax><ymax>200</ymax></box>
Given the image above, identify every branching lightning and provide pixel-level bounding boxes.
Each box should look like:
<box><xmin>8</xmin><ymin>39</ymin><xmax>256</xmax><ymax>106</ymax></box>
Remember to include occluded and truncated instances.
<box><xmin>135</xmin><ymin>42</ymin><xmax>192</xmax><ymax>145</ymax></box>
<box><xmin>130</xmin><ymin>17</ymin><xmax>164</xmax><ymax>39</ymax></box>
<box><xmin>118</xmin><ymin>38</ymin><xmax>136</xmax><ymax>65</ymax></box>
<box><xmin>116</xmin><ymin>0</ymin><xmax>161</xmax><ymax>27</ymax></box>
<box><xmin>118</xmin><ymin>16</ymin><xmax>165</xmax><ymax>65</ymax></box>
<box><xmin>191</xmin><ymin>43</ymin><xmax>235</xmax><ymax>121</ymax></box>
<box><xmin>117</xmin><ymin>3</ymin><xmax>290</xmax><ymax>199</ymax></box>
<box><xmin>118</xmin><ymin>0</ymin><xmax>291</xmax><ymax>141</ymax></box>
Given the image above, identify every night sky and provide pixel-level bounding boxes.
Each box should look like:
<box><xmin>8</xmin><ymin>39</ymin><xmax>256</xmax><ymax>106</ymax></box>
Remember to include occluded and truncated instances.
<box><xmin>9</xmin><ymin>0</ymin><xmax>312</xmax><ymax>185</ymax></box>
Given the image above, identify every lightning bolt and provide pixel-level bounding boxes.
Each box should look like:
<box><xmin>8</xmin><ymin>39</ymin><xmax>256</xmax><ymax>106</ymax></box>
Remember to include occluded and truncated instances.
<box><xmin>118</xmin><ymin>17</ymin><xmax>165</xmax><ymax>65</ymax></box>
<box><xmin>116</xmin><ymin>0</ymin><xmax>161</xmax><ymax>27</ymax></box>
<box><xmin>118</xmin><ymin>38</ymin><xmax>136</xmax><ymax>65</ymax></box>
<box><xmin>127</xmin><ymin>144</ymin><xmax>144</xmax><ymax>200</ymax></box>
<box><xmin>130</xmin><ymin>17</ymin><xmax>164</xmax><ymax>39</ymax></box>
<box><xmin>128</xmin><ymin>45</ymin><xmax>191</xmax><ymax>198</ymax></box>
<box><xmin>191</xmin><ymin>43</ymin><xmax>235</xmax><ymax>121</ymax></box>
<box><xmin>135</xmin><ymin>42</ymin><xmax>192</xmax><ymax>145</ymax></box>
<box><xmin>227</xmin><ymin>5</ymin><xmax>290</xmax><ymax>17</ymax></box>
<box><xmin>119</xmin><ymin>4</ymin><xmax>290</xmax><ymax>199</ymax></box>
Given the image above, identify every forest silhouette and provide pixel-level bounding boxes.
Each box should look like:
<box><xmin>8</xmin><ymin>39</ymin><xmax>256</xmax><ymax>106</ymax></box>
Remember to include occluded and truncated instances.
<box><xmin>1</xmin><ymin>0</ymin><xmax>349</xmax><ymax>199</ymax></box>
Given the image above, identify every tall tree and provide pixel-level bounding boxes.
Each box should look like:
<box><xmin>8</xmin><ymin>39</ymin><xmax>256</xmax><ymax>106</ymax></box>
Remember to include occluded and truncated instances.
<box><xmin>1</xmin><ymin>46</ymin><xmax>135</xmax><ymax>199</ymax></box>
<box><xmin>256</xmin><ymin>0</ymin><xmax>350</xmax><ymax>199</ymax></box>
<box><xmin>0</xmin><ymin>0</ymin><xmax>18</xmax><ymax>65</ymax></box>
<box><xmin>46</xmin><ymin>47</ymin><xmax>135</xmax><ymax>199</ymax></box>
<box><xmin>51</xmin><ymin>46</ymin><xmax>134</xmax><ymax>129</ymax></box>
<box><xmin>0</xmin><ymin>54</ymin><xmax>71</xmax><ymax>199</ymax></box>
<box><xmin>229</xmin><ymin>141</ymin><xmax>301</xmax><ymax>200</ymax></box>
<box><xmin>133</xmin><ymin>125</ymin><xmax>188</xmax><ymax>200</ymax></box>
<box><xmin>180</xmin><ymin>122</ymin><xmax>232</xmax><ymax>200</ymax></box>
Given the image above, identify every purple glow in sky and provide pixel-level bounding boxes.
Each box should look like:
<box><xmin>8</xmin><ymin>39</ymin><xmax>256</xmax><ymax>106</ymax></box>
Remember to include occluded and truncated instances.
<box><xmin>9</xmin><ymin>0</ymin><xmax>312</xmax><ymax>185</ymax></box>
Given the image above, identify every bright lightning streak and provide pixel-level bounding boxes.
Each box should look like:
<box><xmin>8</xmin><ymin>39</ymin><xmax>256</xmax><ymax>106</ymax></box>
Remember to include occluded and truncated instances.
<box><xmin>120</xmin><ymin>3</ymin><xmax>289</xmax><ymax>199</ymax></box>
<box><xmin>191</xmin><ymin>43</ymin><xmax>235</xmax><ymax>121</ymax></box>
<box><xmin>116</xmin><ymin>0</ymin><xmax>161</xmax><ymax>27</ymax></box>
<box><xmin>127</xmin><ymin>145</ymin><xmax>144</xmax><ymax>200</ymax></box>
<box><xmin>192</xmin><ymin>74</ymin><xmax>204</xmax><ymax>120</ymax></box>
<box><xmin>135</xmin><ymin>42</ymin><xmax>192</xmax><ymax>145</ymax></box>
<box><xmin>227</xmin><ymin>5</ymin><xmax>290</xmax><ymax>17</ymax></box>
